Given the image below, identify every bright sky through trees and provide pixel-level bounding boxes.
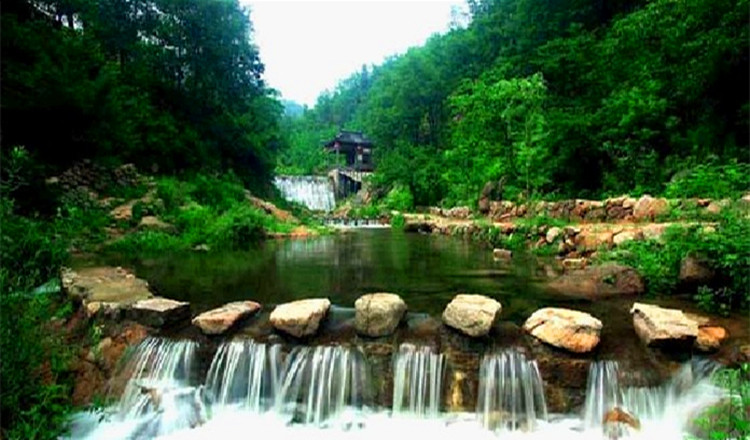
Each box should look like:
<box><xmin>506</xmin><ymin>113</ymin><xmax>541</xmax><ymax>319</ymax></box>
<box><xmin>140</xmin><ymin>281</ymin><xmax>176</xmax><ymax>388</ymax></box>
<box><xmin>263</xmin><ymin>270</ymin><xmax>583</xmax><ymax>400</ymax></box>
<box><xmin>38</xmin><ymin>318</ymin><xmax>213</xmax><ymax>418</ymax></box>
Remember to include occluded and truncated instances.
<box><xmin>246</xmin><ymin>1</ymin><xmax>465</xmax><ymax>106</ymax></box>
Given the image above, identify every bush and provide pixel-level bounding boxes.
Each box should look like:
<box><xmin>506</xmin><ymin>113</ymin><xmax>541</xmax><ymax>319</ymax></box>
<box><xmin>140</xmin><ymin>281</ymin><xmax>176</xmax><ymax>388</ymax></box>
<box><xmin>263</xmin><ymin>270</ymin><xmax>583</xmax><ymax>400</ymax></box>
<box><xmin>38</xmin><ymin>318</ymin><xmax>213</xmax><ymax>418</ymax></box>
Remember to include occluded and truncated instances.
<box><xmin>688</xmin><ymin>365</ymin><xmax>750</xmax><ymax>440</ymax></box>
<box><xmin>665</xmin><ymin>161</ymin><xmax>750</xmax><ymax>199</ymax></box>
<box><xmin>391</xmin><ymin>213</ymin><xmax>406</xmax><ymax>229</ymax></box>
<box><xmin>383</xmin><ymin>185</ymin><xmax>414</xmax><ymax>212</ymax></box>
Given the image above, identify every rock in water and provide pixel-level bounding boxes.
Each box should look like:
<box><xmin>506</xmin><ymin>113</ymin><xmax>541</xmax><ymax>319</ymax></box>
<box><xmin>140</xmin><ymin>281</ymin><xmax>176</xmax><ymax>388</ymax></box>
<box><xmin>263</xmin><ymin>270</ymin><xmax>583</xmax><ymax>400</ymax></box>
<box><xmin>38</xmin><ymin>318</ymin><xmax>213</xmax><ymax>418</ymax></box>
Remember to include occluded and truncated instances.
<box><xmin>192</xmin><ymin>301</ymin><xmax>261</xmax><ymax>335</ymax></box>
<box><xmin>523</xmin><ymin>307</ymin><xmax>602</xmax><ymax>353</ymax></box>
<box><xmin>442</xmin><ymin>294</ymin><xmax>502</xmax><ymax>337</ymax></box>
<box><xmin>630</xmin><ymin>303</ymin><xmax>698</xmax><ymax>350</ymax></box>
<box><xmin>354</xmin><ymin>293</ymin><xmax>407</xmax><ymax>337</ymax></box>
<box><xmin>603</xmin><ymin>407</ymin><xmax>641</xmax><ymax>439</ymax></box>
<box><xmin>270</xmin><ymin>298</ymin><xmax>331</xmax><ymax>337</ymax></box>
<box><xmin>128</xmin><ymin>297</ymin><xmax>191</xmax><ymax>328</ymax></box>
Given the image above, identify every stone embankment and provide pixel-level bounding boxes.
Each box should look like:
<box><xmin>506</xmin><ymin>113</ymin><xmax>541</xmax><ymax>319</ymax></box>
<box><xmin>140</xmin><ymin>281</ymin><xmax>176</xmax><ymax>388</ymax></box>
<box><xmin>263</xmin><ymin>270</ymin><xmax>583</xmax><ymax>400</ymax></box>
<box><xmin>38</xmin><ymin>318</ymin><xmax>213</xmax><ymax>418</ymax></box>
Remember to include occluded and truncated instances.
<box><xmin>62</xmin><ymin>265</ymin><xmax>747</xmax><ymax>413</ymax></box>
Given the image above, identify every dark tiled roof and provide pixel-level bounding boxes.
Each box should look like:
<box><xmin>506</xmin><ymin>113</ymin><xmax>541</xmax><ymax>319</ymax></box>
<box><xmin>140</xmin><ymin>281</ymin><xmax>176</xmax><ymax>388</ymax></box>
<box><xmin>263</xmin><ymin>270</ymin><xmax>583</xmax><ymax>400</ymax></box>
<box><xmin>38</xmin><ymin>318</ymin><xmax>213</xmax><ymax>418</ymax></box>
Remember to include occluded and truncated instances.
<box><xmin>324</xmin><ymin>130</ymin><xmax>374</xmax><ymax>148</ymax></box>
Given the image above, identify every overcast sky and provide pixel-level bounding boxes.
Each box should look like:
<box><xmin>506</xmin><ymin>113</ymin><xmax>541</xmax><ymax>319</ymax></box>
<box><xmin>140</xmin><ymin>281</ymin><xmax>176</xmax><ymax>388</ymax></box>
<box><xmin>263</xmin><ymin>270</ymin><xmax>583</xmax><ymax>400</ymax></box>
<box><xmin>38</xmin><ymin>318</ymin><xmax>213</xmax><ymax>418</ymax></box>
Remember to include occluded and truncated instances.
<box><xmin>244</xmin><ymin>1</ymin><xmax>465</xmax><ymax>107</ymax></box>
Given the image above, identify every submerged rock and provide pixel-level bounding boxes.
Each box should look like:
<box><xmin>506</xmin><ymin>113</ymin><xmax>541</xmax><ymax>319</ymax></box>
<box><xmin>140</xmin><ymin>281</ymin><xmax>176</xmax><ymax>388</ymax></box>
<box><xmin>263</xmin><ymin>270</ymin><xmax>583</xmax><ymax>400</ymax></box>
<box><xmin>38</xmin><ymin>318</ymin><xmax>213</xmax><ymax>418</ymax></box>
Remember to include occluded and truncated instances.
<box><xmin>694</xmin><ymin>326</ymin><xmax>728</xmax><ymax>352</ymax></box>
<box><xmin>270</xmin><ymin>298</ymin><xmax>331</xmax><ymax>338</ymax></box>
<box><xmin>354</xmin><ymin>293</ymin><xmax>407</xmax><ymax>337</ymax></box>
<box><xmin>523</xmin><ymin>307</ymin><xmax>602</xmax><ymax>353</ymax></box>
<box><xmin>630</xmin><ymin>303</ymin><xmax>698</xmax><ymax>349</ymax></box>
<box><xmin>192</xmin><ymin>301</ymin><xmax>261</xmax><ymax>335</ymax></box>
<box><xmin>442</xmin><ymin>294</ymin><xmax>502</xmax><ymax>337</ymax></box>
<box><xmin>545</xmin><ymin>263</ymin><xmax>644</xmax><ymax>298</ymax></box>
<box><xmin>603</xmin><ymin>407</ymin><xmax>641</xmax><ymax>440</ymax></box>
<box><xmin>128</xmin><ymin>297</ymin><xmax>191</xmax><ymax>328</ymax></box>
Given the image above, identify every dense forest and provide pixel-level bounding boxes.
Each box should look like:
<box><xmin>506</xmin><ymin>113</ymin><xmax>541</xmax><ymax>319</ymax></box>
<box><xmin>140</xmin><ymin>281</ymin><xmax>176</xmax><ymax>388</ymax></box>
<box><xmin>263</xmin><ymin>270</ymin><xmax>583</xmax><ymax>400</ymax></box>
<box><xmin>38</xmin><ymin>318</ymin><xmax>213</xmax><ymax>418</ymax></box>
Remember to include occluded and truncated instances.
<box><xmin>281</xmin><ymin>0</ymin><xmax>749</xmax><ymax>206</ymax></box>
<box><xmin>2</xmin><ymin>0</ymin><xmax>282</xmax><ymax>200</ymax></box>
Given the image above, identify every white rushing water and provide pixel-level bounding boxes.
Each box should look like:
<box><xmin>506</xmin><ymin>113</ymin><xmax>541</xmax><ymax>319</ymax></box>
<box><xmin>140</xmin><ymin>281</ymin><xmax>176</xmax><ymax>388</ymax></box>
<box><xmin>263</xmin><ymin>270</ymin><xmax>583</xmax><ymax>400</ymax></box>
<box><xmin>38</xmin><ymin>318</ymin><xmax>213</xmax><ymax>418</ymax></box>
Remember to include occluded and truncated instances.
<box><xmin>392</xmin><ymin>343</ymin><xmax>446</xmax><ymax>418</ymax></box>
<box><xmin>68</xmin><ymin>338</ymin><xmax>730</xmax><ymax>440</ymax></box>
<box><xmin>274</xmin><ymin>175</ymin><xmax>335</xmax><ymax>212</ymax></box>
<box><xmin>476</xmin><ymin>349</ymin><xmax>548</xmax><ymax>432</ymax></box>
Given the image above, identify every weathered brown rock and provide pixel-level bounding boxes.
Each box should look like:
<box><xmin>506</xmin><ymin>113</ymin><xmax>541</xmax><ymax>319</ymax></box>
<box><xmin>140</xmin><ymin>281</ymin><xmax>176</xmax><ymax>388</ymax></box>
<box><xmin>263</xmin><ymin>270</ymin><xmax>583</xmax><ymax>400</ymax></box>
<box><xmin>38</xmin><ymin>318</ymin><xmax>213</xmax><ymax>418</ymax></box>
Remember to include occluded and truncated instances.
<box><xmin>575</xmin><ymin>231</ymin><xmax>614</xmax><ymax>252</ymax></box>
<box><xmin>270</xmin><ymin>298</ymin><xmax>331</xmax><ymax>337</ymax></box>
<box><xmin>192</xmin><ymin>301</ymin><xmax>261</xmax><ymax>335</ymax></box>
<box><xmin>679</xmin><ymin>255</ymin><xmax>715</xmax><ymax>286</ymax></box>
<box><xmin>128</xmin><ymin>297</ymin><xmax>190</xmax><ymax>328</ymax></box>
<box><xmin>354</xmin><ymin>293</ymin><xmax>407</xmax><ymax>337</ymax></box>
<box><xmin>442</xmin><ymin>294</ymin><xmax>502</xmax><ymax>337</ymax></box>
<box><xmin>630</xmin><ymin>303</ymin><xmax>698</xmax><ymax>349</ymax></box>
<box><xmin>694</xmin><ymin>326</ymin><xmax>728</xmax><ymax>352</ymax></box>
<box><xmin>613</xmin><ymin>230</ymin><xmax>643</xmax><ymax>246</ymax></box>
<box><xmin>137</xmin><ymin>215</ymin><xmax>173</xmax><ymax>231</ymax></box>
<box><xmin>633</xmin><ymin>195</ymin><xmax>669</xmax><ymax>220</ymax></box>
<box><xmin>62</xmin><ymin>266</ymin><xmax>153</xmax><ymax>306</ymax></box>
<box><xmin>603</xmin><ymin>407</ymin><xmax>641</xmax><ymax>439</ymax></box>
<box><xmin>523</xmin><ymin>307</ymin><xmax>602</xmax><ymax>353</ymax></box>
<box><xmin>247</xmin><ymin>194</ymin><xmax>298</xmax><ymax>223</ymax></box>
<box><xmin>109</xmin><ymin>201</ymin><xmax>135</xmax><ymax>221</ymax></box>
<box><xmin>546</xmin><ymin>227</ymin><xmax>562</xmax><ymax>244</ymax></box>
<box><xmin>545</xmin><ymin>263</ymin><xmax>644</xmax><ymax>298</ymax></box>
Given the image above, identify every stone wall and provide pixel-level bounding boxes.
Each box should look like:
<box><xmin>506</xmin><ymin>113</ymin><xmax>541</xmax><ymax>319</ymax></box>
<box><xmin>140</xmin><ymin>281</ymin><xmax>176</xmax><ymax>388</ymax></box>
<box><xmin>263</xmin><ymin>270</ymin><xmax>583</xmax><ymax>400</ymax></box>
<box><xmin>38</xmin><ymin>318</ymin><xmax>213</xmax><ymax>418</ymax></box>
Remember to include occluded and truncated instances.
<box><xmin>429</xmin><ymin>194</ymin><xmax>734</xmax><ymax>222</ymax></box>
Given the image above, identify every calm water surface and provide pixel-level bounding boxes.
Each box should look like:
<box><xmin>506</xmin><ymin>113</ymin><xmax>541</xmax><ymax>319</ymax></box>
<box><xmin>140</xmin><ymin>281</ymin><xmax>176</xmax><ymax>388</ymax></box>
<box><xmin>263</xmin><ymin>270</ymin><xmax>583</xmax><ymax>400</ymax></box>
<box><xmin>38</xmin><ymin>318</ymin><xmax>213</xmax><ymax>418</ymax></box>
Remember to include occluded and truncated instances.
<box><xmin>84</xmin><ymin>229</ymin><xmax>580</xmax><ymax>319</ymax></box>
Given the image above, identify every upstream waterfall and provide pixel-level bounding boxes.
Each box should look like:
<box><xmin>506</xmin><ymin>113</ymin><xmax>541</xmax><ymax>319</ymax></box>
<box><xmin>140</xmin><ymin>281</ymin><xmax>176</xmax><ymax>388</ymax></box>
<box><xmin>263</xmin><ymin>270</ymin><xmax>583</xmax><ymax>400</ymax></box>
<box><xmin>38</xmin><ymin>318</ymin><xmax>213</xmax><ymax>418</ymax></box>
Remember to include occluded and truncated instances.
<box><xmin>274</xmin><ymin>175</ymin><xmax>335</xmax><ymax>211</ymax></box>
<box><xmin>69</xmin><ymin>337</ymin><xmax>730</xmax><ymax>440</ymax></box>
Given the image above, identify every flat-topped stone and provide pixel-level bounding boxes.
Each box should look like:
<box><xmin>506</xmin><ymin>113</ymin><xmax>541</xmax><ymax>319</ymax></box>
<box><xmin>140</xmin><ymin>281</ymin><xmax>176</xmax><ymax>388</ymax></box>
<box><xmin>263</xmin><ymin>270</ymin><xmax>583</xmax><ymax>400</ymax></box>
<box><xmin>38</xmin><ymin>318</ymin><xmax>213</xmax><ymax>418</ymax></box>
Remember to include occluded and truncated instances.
<box><xmin>355</xmin><ymin>293</ymin><xmax>407</xmax><ymax>337</ymax></box>
<box><xmin>62</xmin><ymin>266</ymin><xmax>153</xmax><ymax>305</ymax></box>
<box><xmin>270</xmin><ymin>298</ymin><xmax>331</xmax><ymax>338</ymax></box>
<box><xmin>523</xmin><ymin>307</ymin><xmax>602</xmax><ymax>353</ymax></box>
<box><xmin>630</xmin><ymin>303</ymin><xmax>698</xmax><ymax>349</ymax></box>
<box><xmin>128</xmin><ymin>297</ymin><xmax>190</xmax><ymax>328</ymax></box>
<box><xmin>442</xmin><ymin>294</ymin><xmax>502</xmax><ymax>337</ymax></box>
<box><xmin>192</xmin><ymin>301</ymin><xmax>261</xmax><ymax>335</ymax></box>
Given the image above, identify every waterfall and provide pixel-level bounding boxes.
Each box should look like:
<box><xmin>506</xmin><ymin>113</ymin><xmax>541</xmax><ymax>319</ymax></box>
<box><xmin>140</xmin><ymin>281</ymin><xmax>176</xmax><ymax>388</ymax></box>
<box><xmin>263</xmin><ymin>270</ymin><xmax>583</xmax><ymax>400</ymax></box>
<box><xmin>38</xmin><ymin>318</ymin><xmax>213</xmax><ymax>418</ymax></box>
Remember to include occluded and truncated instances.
<box><xmin>112</xmin><ymin>337</ymin><xmax>202</xmax><ymax>438</ymax></box>
<box><xmin>274</xmin><ymin>175</ymin><xmax>335</xmax><ymax>211</ymax></box>
<box><xmin>582</xmin><ymin>358</ymin><xmax>722</xmax><ymax>430</ymax></box>
<box><xmin>392</xmin><ymin>343</ymin><xmax>446</xmax><ymax>418</ymax></box>
<box><xmin>275</xmin><ymin>345</ymin><xmax>370</xmax><ymax>427</ymax></box>
<box><xmin>205</xmin><ymin>340</ymin><xmax>282</xmax><ymax>412</ymax></box>
<box><xmin>476</xmin><ymin>349</ymin><xmax>548</xmax><ymax>432</ymax></box>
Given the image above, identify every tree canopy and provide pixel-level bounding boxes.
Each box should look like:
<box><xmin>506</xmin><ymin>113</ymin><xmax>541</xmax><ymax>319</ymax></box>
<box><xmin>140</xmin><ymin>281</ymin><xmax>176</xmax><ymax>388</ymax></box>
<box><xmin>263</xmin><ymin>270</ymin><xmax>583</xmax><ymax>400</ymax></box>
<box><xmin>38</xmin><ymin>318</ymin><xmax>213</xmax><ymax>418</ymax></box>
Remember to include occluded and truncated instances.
<box><xmin>283</xmin><ymin>0</ymin><xmax>749</xmax><ymax>206</ymax></box>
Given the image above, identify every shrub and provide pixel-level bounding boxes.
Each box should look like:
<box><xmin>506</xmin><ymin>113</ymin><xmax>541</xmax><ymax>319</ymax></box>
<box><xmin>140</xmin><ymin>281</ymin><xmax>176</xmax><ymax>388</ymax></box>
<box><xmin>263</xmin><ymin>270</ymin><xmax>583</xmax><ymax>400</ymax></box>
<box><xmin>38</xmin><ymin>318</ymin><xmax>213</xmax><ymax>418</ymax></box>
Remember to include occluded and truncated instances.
<box><xmin>688</xmin><ymin>365</ymin><xmax>750</xmax><ymax>440</ymax></box>
<box><xmin>665</xmin><ymin>161</ymin><xmax>750</xmax><ymax>199</ymax></box>
<box><xmin>156</xmin><ymin>177</ymin><xmax>192</xmax><ymax>213</ymax></box>
<box><xmin>189</xmin><ymin>173</ymin><xmax>246</xmax><ymax>211</ymax></box>
<box><xmin>391</xmin><ymin>213</ymin><xmax>406</xmax><ymax>229</ymax></box>
<box><xmin>383</xmin><ymin>185</ymin><xmax>414</xmax><ymax>212</ymax></box>
<box><xmin>206</xmin><ymin>204</ymin><xmax>267</xmax><ymax>249</ymax></box>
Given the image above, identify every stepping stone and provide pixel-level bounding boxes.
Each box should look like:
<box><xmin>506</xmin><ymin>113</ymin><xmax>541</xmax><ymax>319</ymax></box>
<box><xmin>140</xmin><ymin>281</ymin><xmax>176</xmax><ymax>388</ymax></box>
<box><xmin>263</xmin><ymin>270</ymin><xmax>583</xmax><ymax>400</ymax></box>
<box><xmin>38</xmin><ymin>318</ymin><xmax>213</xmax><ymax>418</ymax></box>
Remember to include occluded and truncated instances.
<box><xmin>270</xmin><ymin>298</ymin><xmax>330</xmax><ymax>338</ymax></box>
<box><xmin>192</xmin><ymin>301</ymin><xmax>261</xmax><ymax>335</ymax></box>
<box><xmin>523</xmin><ymin>307</ymin><xmax>602</xmax><ymax>353</ymax></box>
<box><xmin>128</xmin><ymin>297</ymin><xmax>190</xmax><ymax>328</ymax></box>
<box><xmin>355</xmin><ymin>293</ymin><xmax>407</xmax><ymax>337</ymax></box>
<box><xmin>442</xmin><ymin>294</ymin><xmax>502</xmax><ymax>337</ymax></box>
<box><xmin>630</xmin><ymin>303</ymin><xmax>698</xmax><ymax>350</ymax></box>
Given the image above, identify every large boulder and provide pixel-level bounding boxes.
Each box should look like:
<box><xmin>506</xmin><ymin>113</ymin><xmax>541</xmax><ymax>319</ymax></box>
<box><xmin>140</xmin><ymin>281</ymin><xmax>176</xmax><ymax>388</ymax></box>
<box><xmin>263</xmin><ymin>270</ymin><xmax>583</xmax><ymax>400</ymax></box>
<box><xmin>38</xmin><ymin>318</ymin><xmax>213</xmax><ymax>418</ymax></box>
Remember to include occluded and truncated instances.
<box><xmin>523</xmin><ymin>308</ymin><xmax>602</xmax><ymax>353</ymax></box>
<box><xmin>192</xmin><ymin>301</ymin><xmax>261</xmax><ymax>335</ymax></box>
<box><xmin>442</xmin><ymin>294</ymin><xmax>502</xmax><ymax>337</ymax></box>
<box><xmin>354</xmin><ymin>293</ymin><xmax>407</xmax><ymax>337</ymax></box>
<box><xmin>633</xmin><ymin>195</ymin><xmax>669</xmax><ymax>220</ymax></box>
<box><xmin>545</xmin><ymin>263</ymin><xmax>644</xmax><ymax>298</ymax></box>
<box><xmin>270</xmin><ymin>298</ymin><xmax>331</xmax><ymax>338</ymax></box>
<box><xmin>62</xmin><ymin>266</ymin><xmax>153</xmax><ymax>306</ymax></box>
<box><xmin>127</xmin><ymin>297</ymin><xmax>191</xmax><ymax>328</ymax></box>
<box><xmin>137</xmin><ymin>216</ymin><xmax>174</xmax><ymax>232</ymax></box>
<box><xmin>630</xmin><ymin>303</ymin><xmax>698</xmax><ymax>349</ymax></box>
<box><xmin>679</xmin><ymin>255</ymin><xmax>715</xmax><ymax>286</ymax></box>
